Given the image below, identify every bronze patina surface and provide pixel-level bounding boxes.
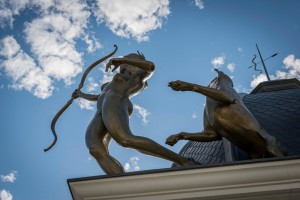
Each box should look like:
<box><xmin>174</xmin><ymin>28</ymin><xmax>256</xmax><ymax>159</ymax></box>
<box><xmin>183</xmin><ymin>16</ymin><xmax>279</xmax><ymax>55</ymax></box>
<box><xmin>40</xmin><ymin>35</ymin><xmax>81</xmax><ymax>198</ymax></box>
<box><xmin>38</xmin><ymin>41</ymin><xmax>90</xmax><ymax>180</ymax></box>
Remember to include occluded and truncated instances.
<box><xmin>45</xmin><ymin>45</ymin><xmax>118</xmax><ymax>152</ymax></box>
<box><xmin>71</xmin><ymin>51</ymin><xmax>194</xmax><ymax>174</ymax></box>
<box><xmin>166</xmin><ymin>69</ymin><xmax>286</xmax><ymax>159</ymax></box>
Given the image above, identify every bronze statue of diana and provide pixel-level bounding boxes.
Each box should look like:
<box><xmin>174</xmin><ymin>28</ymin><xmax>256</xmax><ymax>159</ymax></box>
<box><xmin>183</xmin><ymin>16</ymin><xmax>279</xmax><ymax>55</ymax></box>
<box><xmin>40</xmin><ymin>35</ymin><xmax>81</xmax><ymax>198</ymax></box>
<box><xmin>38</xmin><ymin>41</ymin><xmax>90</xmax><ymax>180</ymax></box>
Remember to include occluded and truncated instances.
<box><xmin>70</xmin><ymin>51</ymin><xmax>195</xmax><ymax>174</ymax></box>
<box><xmin>166</xmin><ymin>69</ymin><xmax>287</xmax><ymax>159</ymax></box>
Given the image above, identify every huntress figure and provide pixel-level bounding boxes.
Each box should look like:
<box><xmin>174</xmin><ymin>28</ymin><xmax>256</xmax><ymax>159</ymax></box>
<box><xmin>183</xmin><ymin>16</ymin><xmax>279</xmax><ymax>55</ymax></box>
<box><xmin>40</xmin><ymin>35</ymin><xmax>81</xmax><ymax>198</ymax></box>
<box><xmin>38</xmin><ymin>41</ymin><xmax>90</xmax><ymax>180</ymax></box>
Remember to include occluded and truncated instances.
<box><xmin>72</xmin><ymin>51</ymin><xmax>195</xmax><ymax>174</ymax></box>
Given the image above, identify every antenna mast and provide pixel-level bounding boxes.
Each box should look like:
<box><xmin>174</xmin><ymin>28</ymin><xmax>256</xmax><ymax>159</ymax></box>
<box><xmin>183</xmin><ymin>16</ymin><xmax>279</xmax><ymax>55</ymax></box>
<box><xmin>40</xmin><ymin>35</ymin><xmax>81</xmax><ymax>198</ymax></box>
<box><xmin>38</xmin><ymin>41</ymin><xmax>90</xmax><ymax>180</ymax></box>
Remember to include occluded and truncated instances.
<box><xmin>256</xmin><ymin>44</ymin><xmax>271</xmax><ymax>81</ymax></box>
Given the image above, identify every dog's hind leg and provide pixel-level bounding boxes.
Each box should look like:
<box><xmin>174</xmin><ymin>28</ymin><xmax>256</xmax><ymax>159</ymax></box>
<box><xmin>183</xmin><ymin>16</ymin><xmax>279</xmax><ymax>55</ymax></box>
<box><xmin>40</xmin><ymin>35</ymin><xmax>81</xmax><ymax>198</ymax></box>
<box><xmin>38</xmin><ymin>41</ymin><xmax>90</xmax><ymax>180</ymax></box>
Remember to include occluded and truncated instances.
<box><xmin>166</xmin><ymin>130</ymin><xmax>222</xmax><ymax>146</ymax></box>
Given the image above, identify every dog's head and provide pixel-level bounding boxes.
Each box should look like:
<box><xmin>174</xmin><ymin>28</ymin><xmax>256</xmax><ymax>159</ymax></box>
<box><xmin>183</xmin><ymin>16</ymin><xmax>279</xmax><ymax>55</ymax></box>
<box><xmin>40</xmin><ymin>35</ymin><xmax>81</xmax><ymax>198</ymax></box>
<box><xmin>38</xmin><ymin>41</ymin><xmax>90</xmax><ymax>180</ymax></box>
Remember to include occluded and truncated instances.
<box><xmin>208</xmin><ymin>69</ymin><xmax>234</xmax><ymax>88</ymax></box>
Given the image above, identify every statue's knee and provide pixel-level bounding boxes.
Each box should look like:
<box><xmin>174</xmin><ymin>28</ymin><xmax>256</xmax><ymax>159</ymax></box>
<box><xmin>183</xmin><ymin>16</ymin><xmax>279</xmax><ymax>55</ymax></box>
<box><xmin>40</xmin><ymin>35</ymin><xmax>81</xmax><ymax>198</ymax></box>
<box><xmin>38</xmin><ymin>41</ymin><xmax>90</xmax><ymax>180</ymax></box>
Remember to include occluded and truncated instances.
<box><xmin>118</xmin><ymin>137</ymin><xmax>134</xmax><ymax>148</ymax></box>
<box><xmin>89</xmin><ymin>146</ymin><xmax>105</xmax><ymax>158</ymax></box>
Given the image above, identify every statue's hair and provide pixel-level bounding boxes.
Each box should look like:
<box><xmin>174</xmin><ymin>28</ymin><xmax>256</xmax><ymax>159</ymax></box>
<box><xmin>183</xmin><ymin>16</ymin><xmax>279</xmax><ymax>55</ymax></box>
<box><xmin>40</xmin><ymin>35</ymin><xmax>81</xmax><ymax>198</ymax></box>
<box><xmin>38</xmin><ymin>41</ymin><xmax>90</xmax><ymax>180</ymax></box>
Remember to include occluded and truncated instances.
<box><xmin>137</xmin><ymin>51</ymin><xmax>145</xmax><ymax>59</ymax></box>
<box><xmin>124</xmin><ymin>51</ymin><xmax>146</xmax><ymax>60</ymax></box>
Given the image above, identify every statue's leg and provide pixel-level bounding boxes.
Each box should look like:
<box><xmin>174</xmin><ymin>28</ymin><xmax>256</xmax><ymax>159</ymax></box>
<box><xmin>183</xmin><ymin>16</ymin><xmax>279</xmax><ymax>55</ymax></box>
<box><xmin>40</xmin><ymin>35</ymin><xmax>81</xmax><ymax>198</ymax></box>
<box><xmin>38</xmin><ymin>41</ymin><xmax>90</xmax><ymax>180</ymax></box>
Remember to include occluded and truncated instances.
<box><xmin>102</xmin><ymin>106</ymin><xmax>193</xmax><ymax>167</ymax></box>
<box><xmin>169</xmin><ymin>80</ymin><xmax>235</xmax><ymax>104</ymax></box>
<box><xmin>166</xmin><ymin>130</ymin><xmax>221</xmax><ymax>146</ymax></box>
<box><xmin>86</xmin><ymin>114</ymin><xmax>124</xmax><ymax>174</ymax></box>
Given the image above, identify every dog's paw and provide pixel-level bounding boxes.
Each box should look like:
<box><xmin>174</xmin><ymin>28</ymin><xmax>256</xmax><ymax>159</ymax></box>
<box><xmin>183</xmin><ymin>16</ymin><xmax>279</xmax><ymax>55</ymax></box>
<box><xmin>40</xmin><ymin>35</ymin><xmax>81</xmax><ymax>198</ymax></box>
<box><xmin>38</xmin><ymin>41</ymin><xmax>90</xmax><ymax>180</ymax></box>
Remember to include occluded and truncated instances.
<box><xmin>168</xmin><ymin>80</ymin><xmax>187</xmax><ymax>91</ymax></box>
<box><xmin>166</xmin><ymin>134</ymin><xmax>181</xmax><ymax>146</ymax></box>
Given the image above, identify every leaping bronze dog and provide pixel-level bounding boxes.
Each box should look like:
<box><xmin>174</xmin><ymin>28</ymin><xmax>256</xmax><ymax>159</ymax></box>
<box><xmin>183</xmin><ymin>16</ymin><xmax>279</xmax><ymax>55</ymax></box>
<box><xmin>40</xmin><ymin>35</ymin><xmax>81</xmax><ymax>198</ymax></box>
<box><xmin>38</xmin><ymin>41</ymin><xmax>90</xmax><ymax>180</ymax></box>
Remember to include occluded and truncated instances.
<box><xmin>166</xmin><ymin>69</ymin><xmax>286</xmax><ymax>159</ymax></box>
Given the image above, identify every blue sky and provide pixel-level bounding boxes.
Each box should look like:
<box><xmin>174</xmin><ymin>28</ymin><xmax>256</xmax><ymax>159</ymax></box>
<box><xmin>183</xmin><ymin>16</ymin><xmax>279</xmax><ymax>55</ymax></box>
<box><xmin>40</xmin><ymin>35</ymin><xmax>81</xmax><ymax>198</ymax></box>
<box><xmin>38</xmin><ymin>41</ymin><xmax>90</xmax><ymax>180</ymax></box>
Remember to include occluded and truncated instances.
<box><xmin>1</xmin><ymin>0</ymin><xmax>300</xmax><ymax>199</ymax></box>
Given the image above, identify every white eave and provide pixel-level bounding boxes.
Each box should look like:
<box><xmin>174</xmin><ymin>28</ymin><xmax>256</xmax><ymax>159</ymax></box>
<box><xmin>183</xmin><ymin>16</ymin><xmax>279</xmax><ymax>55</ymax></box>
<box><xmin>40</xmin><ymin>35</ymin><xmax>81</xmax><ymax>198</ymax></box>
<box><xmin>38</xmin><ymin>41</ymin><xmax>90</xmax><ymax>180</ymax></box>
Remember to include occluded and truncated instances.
<box><xmin>68</xmin><ymin>157</ymin><xmax>300</xmax><ymax>200</ymax></box>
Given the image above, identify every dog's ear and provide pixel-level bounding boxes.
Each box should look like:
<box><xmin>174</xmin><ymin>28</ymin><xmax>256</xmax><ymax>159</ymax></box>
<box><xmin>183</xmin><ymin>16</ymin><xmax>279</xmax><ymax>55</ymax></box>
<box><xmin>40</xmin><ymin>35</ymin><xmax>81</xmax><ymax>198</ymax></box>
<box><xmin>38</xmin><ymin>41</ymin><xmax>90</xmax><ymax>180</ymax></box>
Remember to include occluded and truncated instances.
<box><xmin>214</xmin><ymin>68</ymin><xmax>220</xmax><ymax>74</ymax></box>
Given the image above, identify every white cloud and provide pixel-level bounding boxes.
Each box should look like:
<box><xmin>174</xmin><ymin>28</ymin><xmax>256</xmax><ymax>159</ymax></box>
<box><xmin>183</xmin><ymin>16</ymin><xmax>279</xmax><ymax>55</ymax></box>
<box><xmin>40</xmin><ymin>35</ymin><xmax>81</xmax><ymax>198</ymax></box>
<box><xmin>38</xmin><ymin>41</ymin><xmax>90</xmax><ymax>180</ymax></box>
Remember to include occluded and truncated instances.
<box><xmin>0</xmin><ymin>36</ymin><xmax>53</xmax><ymax>99</ymax></box>
<box><xmin>235</xmin><ymin>85</ymin><xmax>251</xmax><ymax>94</ymax></box>
<box><xmin>1</xmin><ymin>171</ymin><xmax>17</xmax><ymax>183</ymax></box>
<box><xmin>0</xmin><ymin>0</ymin><xmax>29</xmax><ymax>28</ymax></box>
<box><xmin>211</xmin><ymin>55</ymin><xmax>225</xmax><ymax>69</ymax></box>
<box><xmin>133</xmin><ymin>104</ymin><xmax>151</xmax><ymax>124</ymax></box>
<box><xmin>0</xmin><ymin>0</ymin><xmax>104</xmax><ymax>98</ymax></box>
<box><xmin>24</xmin><ymin>8</ymin><xmax>86</xmax><ymax>85</ymax></box>
<box><xmin>250</xmin><ymin>54</ymin><xmax>300</xmax><ymax>88</ymax></box>
<box><xmin>0</xmin><ymin>36</ymin><xmax>20</xmax><ymax>57</ymax></box>
<box><xmin>83</xmin><ymin>34</ymin><xmax>102</xmax><ymax>53</ymax></box>
<box><xmin>87</xmin><ymin>157</ymin><xmax>92</xmax><ymax>161</ymax></box>
<box><xmin>0</xmin><ymin>7</ymin><xmax>14</xmax><ymax>28</ymax></box>
<box><xmin>238</xmin><ymin>47</ymin><xmax>243</xmax><ymax>52</ymax></box>
<box><xmin>74</xmin><ymin>71</ymin><xmax>100</xmax><ymax>111</ymax></box>
<box><xmin>192</xmin><ymin>111</ymin><xmax>198</xmax><ymax>119</ymax></box>
<box><xmin>124</xmin><ymin>156</ymin><xmax>140</xmax><ymax>172</ymax></box>
<box><xmin>87</xmin><ymin>77</ymin><xmax>100</xmax><ymax>93</ymax></box>
<box><xmin>99</xmin><ymin>64</ymin><xmax>118</xmax><ymax>85</ymax></box>
<box><xmin>1</xmin><ymin>0</ymin><xmax>170</xmax><ymax>99</ymax></box>
<box><xmin>93</xmin><ymin>0</ymin><xmax>170</xmax><ymax>42</ymax></box>
<box><xmin>250</xmin><ymin>74</ymin><xmax>269</xmax><ymax>89</ymax></box>
<box><xmin>0</xmin><ymin>190</ymin><xmax>13</xmax><ymax>200</ymax></box>
<box><xmin>76</xmin><ymin>98</ymin><xmax>95</xmax><ymax>110</ymax></box>
<box><xmin>227</xmin><ymin>63</ymin><xmax>235</xmax><ymax>73</ymax></box>
<box><xmin>124</xmin><ymin>163</ymin><xmax>130</xmax><ymax>171</ymax></box>
<box><xmin>195</xmin><ymin>0</ymin><xmax>204</xmax><ymax>10</ymax></box>
<box><xmin>282</xmin><ymin>54</ymin><xmax>300</xmax><ymax>78</ymax></box>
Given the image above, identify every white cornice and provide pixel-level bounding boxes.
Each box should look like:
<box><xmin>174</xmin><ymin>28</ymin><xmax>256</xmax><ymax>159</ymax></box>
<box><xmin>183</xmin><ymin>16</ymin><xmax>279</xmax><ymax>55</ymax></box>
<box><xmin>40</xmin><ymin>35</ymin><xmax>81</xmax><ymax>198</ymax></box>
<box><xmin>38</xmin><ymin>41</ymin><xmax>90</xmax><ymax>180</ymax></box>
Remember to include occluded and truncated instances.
<box><xmin>68</xmin><ymin>158</ymin><xmax>300</xmax><ymax>200</ymax></box>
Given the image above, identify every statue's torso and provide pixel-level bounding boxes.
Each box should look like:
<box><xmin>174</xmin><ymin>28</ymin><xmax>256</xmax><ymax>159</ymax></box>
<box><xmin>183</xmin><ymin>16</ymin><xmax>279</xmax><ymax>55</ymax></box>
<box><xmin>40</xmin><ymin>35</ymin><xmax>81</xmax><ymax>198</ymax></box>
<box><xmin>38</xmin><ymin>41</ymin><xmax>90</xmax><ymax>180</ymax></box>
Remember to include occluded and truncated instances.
<box><xmin>204</xmin><ymin>81</ymin><xmax>267</xmax><ymax>153</ymax></box>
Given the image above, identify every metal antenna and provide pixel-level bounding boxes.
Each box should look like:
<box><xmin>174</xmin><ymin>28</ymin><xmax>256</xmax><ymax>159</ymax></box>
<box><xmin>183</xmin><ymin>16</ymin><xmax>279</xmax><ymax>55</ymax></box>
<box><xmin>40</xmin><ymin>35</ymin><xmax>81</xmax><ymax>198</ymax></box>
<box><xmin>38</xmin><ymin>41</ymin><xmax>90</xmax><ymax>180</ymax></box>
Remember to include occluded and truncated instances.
<box><xmin>250</xmin><ymin>54</ymin><xmax>262</xmax><ymax>74</ymax></box>
<box><xmin>248</xmin><ymin>53</ymin><xmax>278</xmax><ymax>68</ymax></box>
<box><xmin>256</xmin><ymin>44</ymin><xmax>271</xmax><ymax>81</ymax></box>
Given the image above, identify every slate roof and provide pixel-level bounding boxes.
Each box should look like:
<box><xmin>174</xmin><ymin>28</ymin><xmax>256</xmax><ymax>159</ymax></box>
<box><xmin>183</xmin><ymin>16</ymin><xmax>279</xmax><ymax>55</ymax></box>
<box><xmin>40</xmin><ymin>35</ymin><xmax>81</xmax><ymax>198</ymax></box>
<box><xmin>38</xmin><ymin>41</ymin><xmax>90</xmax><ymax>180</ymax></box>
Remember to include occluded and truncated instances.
<box><xmin>179</xmin><ymin>140</ymin><xmax>225</xmax><ymax>164</ymax></box>
<box><xmin>178</xmin><ymin>79</ymin><xmax>300</xmax><ymax>165</ymax></box>
<box><xmin>243</xmin><ymin>87</ymin><xmax>300</xmax><ymax>156</ymax></box>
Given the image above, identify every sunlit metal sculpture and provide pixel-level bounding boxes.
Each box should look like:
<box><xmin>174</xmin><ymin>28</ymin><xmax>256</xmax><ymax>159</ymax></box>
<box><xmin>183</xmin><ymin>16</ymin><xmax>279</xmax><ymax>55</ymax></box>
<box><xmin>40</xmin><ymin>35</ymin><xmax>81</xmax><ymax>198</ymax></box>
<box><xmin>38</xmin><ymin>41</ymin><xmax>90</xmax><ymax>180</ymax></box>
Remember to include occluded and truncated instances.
<box><xmin>166</xmin><ymin>69</ymin><xmax>286</xmax><ymax>158</ymax></box>
<box><xmin>45</xmin><ymin>45</ymin><xmax>118</xmax><ymax>152</ymax></box>
<box><xmin>45</xmin><ymin>45</ymin><xmax>196</xmax><ymax>174</ymax></box>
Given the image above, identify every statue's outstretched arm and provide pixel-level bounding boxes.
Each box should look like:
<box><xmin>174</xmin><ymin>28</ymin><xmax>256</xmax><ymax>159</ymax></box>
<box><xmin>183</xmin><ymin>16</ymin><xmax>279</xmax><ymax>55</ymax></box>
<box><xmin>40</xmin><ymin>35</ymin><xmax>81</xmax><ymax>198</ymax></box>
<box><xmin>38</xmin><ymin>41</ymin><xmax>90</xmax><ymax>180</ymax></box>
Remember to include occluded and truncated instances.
<box><xmin>72</xmin><ymin>89</ymin><xmax>99</xmax><ymax>101</ymax></box>
<box><xmin>169</xmin><ymin>80</ymin><xmax>235</xmax><ymax>104</ymax></box>
<box><xmin>106</xmin><ymin>58</ymin><xmax>155</xmax><ymax>73</ymax></box>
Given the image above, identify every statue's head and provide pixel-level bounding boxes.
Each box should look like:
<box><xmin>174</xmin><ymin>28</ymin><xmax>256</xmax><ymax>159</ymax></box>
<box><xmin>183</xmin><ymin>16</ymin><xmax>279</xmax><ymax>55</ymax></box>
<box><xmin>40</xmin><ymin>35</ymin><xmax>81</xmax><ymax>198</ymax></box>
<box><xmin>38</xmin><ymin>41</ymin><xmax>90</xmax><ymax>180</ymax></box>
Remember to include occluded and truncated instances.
<box><xmin>209</xmin><ymin>69</ymin><xmax>234</xmax><ymax>87</ymax></box>
<box><xmin>119</xmin><ymin>51</ymin><xmax>148</xmax><ymax>90</ymax></box>
<box><xmin>120</xmin><ymin>51</ymin><xmax>146</xmax><ymax>74</ymax></box>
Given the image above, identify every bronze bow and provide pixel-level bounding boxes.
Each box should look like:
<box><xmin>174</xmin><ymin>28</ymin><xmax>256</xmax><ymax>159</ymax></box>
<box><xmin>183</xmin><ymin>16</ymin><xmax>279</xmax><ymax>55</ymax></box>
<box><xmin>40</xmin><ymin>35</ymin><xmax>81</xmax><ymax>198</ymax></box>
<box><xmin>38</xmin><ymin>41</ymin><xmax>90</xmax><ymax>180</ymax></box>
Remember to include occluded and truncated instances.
<box><xmin>44</xmin><ymin>45</ymin><xmax>118</xmax><ymax>152</ymax></box>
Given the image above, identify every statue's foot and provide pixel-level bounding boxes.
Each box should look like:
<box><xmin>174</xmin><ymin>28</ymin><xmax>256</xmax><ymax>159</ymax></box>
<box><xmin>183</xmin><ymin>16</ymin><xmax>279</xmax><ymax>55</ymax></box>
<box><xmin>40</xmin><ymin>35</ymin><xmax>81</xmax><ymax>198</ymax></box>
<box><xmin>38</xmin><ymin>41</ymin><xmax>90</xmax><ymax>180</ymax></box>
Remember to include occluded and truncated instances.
<box><xmin>184</xmin><ymin>158</ymin><xmax>201</xmax><ymax>167</ymax></box>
